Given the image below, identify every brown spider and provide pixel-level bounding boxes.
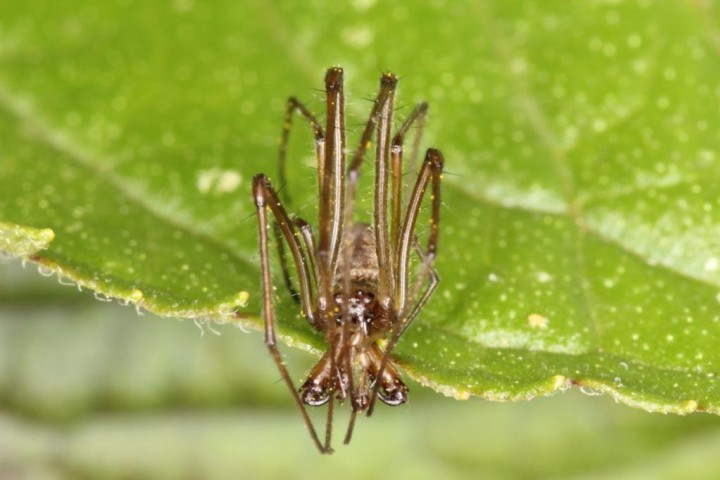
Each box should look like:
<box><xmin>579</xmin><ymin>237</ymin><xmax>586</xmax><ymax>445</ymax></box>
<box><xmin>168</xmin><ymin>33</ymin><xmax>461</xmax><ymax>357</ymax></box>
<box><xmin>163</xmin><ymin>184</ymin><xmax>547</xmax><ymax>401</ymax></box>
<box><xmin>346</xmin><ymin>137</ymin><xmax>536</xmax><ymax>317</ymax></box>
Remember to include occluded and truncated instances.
<box><xmin>252</xmin><ymin>67</ymin><xmax>444</xmax><ymax>454</ymax></box>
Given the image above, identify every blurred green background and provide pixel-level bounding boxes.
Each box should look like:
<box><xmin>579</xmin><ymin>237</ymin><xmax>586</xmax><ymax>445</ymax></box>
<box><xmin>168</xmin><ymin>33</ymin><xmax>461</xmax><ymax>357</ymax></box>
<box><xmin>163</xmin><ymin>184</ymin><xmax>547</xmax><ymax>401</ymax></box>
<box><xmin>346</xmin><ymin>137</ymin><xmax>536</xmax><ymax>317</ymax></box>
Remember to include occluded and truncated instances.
<box><xmin>4</xmin><ymin>260</ymin><xmax>720</xmax><ymax>479</ymax></box>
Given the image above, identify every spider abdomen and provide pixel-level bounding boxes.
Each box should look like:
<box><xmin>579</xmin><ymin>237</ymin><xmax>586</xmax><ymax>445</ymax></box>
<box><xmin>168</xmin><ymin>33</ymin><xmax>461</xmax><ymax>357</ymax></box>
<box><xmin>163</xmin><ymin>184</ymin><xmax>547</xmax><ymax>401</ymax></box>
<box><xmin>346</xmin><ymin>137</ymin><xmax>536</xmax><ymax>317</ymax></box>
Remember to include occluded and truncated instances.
<box><xmin>333</xmin><ymin>224</ymin><xmax>378</xmax><ymax>292</ymax></box>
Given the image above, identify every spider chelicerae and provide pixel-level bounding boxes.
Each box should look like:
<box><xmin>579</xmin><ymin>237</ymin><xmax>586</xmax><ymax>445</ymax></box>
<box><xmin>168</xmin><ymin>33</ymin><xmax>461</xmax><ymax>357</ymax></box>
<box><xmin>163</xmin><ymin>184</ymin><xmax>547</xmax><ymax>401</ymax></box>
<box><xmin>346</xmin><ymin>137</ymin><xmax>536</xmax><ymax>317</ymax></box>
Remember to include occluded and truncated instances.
<box><xmin>252</xmin><ymin>67</ymin><xmax>444</xmax><ymax>454</ymax></box>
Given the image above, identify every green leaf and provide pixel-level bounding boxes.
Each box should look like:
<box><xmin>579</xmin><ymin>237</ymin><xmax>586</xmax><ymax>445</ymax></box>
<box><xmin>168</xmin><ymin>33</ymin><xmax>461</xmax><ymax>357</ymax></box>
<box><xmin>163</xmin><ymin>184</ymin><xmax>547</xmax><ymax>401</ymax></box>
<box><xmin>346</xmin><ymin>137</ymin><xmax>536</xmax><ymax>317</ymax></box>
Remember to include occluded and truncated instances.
<box><xmin>1</xmin><ymin>0</ymin><xmax>720</xmax><ymax>414</ymax></box>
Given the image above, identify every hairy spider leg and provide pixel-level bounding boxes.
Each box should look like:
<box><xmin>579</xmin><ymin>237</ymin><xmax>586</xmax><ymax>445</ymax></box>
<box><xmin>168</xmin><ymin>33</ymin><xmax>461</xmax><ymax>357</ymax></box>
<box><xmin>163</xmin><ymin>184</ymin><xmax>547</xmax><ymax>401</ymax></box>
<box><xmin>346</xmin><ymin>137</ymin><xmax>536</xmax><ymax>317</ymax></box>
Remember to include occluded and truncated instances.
<box><xmin>252</xmin><ymin>174</ymin><xmax>326</xmax><ymax>453</ymax></box>
<box><xmin>365</xmin><ymin>101</ymin><xmax>434</xmax><ymax>416</ymax></box>
<box><xmin>274</xmin><ymin>98</ymin><xmax>324</xmax><ymax>306</ymax></box>
<box><xmin>274</xmin><ymin>75</ymin><xmax>348</xmax><ymax>452</ymax></box>
<box><xmin>402</xmin><ymin>239</ymin><xmax>440</xmax><ymax>337</ymax></box>
<box><xmin>315</xmin><ymin>68</ymin><xmax>348</xmax><ymax>451</ymax></box>
<box><xmin>367</xmin><ymin>148</ymin><xmax>444</xmax><ymax>416</ymax></box>
<box><xmin>278</xmin><ymin>97</ymin><xmax>324</xmax><ymax>205</ymax></box>
<box><xmin>390</xmin><ymin>102</ymin><xmax>429</xmax><ymax>249</ymax></box>
<box><xmin>341</xmin><ymin>72</ymin><xmax>398</xmax><ymax>444</ymax></box>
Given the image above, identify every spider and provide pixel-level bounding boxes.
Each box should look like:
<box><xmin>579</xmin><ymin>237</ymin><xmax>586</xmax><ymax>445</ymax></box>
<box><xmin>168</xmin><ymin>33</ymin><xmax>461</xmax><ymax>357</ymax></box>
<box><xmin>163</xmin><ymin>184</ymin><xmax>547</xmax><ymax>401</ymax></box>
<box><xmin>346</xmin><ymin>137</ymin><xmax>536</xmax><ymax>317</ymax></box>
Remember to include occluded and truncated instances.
<box><xmin>252</xmin><ymin>67</ymin><xmax>444</xmax><ymax>454</ymax></box>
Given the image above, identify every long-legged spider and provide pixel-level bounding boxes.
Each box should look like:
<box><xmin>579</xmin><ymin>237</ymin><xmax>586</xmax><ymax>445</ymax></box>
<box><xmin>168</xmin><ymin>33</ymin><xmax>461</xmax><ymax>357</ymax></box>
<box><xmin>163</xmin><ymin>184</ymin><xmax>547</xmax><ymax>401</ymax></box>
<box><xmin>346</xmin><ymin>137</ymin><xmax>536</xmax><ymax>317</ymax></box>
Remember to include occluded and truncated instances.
<box><xmin>252</xmin><ymin>67</ymin><xmax>444</xmax><ymax>454</ymax></box>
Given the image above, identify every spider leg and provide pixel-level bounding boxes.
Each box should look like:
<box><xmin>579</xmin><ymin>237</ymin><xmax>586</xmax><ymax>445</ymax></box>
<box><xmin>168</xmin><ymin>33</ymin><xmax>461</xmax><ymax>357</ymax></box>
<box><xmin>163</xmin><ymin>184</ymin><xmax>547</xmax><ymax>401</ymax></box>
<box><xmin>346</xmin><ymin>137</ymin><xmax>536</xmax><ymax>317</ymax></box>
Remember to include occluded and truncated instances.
<box><xmin>400</xmin><ymin>239</ymin><xmax>440</xmax><ymax>336</ymax></box>
<box><xmin>343</xmin><ymin>71</ymin><xmax>398</xmax><ymax>310</ymax></box>
<box><xmin>344</xmin><ymin>72</ymin><xmax>400</xmax><ymax>295</ymax></box>
<box><xmin>272</xmin><ymin>222</ymin><xmax>300</xmax><ymax>303</ymax></box>
<box><xmin>368</xmin><ymin>148</ymin><xmax>444</xmax><ymax>416</ymax></box>
<box><xmin>312</xmin><ymin>68</ymin><xmax>351</xmax><ymax>451</ymax></box>
<box><xmin>255</xmin><ymin>176</ymin><xmax>317</xmax><ymax>322</ymax></box>
<box><xmin>318</xmin><ymin>68</ymin><xmax>346</xmax><ymax>277</ymax></box>
<box><xmin>395</xmin><ymin>148</ymin><xmax>443</xmax><ymax>318</ymax></box>
<box><xmin>277</xmin><ymin>96</ymin><xmax>324</xmax><ymax>206</ymax></box>
<box><xmin>294</xmin><ymin>218</ymin><xmax>319</xmax><ymax>288</ymax></box>
<box><xmin>274</xmin><ymin>217</ymin><xmax>319</xmax><ymax>305</ymax></box>
<box><xmin>324</xmin><ymin>394</ymin><xmax>335</xmax><ymax>453</ymax></box>
<box><xmin>253</xmin><ymin>175</ymin><xmax>327</xmax><ymax>454</ymax></box>
<box><xmin>391</xmin><ymin>102</ymin><xmax>429</xmax><ymax>249</ymax></box>
<box><xmin>340</xmin><ymin>73</ymin><xmax>398</xmax><ymax>444</ymax></box>
<box><xmin>343</xmin><ymin>409</ymin><xmax>359</xmax><ymax>445</ymax></box>
<box><xmin>274</xmin><ymin>96</ymin><xmax>324</xmax><ymax>302</ymax></box>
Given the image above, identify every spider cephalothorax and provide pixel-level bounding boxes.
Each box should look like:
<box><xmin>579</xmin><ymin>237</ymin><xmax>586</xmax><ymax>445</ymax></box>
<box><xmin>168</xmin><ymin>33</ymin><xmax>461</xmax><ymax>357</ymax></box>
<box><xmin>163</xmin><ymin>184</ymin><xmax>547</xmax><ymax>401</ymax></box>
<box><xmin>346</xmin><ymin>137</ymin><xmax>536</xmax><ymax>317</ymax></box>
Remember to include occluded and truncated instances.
<box><xmin>252</xmin><ymin>67</ymin><xmax>444</xmax><ymax>454</ymax></box>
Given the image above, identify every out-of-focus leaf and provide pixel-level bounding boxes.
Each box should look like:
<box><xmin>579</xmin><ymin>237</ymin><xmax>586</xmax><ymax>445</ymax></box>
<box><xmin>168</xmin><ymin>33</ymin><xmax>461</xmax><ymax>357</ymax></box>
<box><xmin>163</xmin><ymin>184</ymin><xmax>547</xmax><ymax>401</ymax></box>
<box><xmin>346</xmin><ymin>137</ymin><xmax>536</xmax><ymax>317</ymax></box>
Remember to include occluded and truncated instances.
<box><xmin>3</xmin><ymin>392</ymin><xmax>720</xmax><ymax>480</ymax></box>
